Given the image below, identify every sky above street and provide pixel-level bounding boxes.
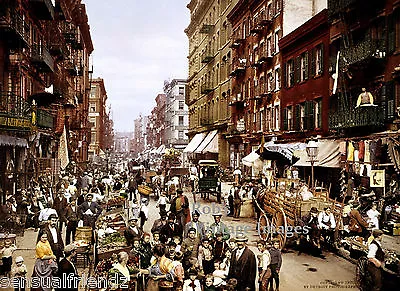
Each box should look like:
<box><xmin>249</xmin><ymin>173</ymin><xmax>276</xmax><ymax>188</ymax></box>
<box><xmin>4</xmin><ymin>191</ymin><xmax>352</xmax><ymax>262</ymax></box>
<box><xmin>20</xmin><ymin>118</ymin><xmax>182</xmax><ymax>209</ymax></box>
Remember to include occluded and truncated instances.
<box><xmin>84</xmin><ymin>0</ymin><xmax>190</xmax><ymax>132</ymax></box>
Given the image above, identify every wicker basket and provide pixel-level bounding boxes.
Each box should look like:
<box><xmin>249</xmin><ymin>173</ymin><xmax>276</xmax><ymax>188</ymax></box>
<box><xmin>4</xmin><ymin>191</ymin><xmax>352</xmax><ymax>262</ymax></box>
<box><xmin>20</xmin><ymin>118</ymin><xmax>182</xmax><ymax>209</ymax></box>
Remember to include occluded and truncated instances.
<box><xmin>138</xmin><ymin>185</ymin><xmax>153</xmax><ymax>195</ymax></box>
<box><xmin>75</xmin><ymin>227</ymin><xmax>92</xmax><ymax>243</ymax></box>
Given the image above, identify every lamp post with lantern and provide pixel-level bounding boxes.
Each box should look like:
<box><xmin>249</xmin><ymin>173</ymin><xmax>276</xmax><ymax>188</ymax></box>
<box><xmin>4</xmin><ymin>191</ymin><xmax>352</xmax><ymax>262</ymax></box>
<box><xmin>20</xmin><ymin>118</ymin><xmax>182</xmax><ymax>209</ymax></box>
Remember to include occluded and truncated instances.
<box><xmin>306</xmin><ymin>139</ymin><xmax>319</xmax><ymax>189</ymax></box>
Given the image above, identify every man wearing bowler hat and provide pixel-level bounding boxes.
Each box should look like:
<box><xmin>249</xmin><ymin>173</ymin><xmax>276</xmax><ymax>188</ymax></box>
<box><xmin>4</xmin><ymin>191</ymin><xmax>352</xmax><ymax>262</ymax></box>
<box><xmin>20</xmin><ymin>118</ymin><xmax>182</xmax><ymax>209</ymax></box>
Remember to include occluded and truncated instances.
<box><xmin>301</xmin><ymin>206</ymin><xmax>321</xmax><ymax>249</ymax></box>
<box><xmin>184</xmin><ymin>209</ymin><xmax>206</xmax><ymax>240</ymax></box>
<box><xmin>209</xmin><ymin>212</ymin><xmax>230</xmax><ymax>241</ymax></box>
<box><xmin>228</xmin><ymin>233</ymin><xmax>257</xmax><ymax>291</ymax></box>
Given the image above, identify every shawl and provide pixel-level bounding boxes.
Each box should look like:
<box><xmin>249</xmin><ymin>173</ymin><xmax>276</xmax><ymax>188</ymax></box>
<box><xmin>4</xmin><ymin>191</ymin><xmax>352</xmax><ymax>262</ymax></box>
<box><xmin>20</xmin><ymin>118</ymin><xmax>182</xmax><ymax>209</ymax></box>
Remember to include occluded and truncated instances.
<box><xmin>36</xmin><ymin>241</ymin><xmax>53</xmax><ymax>259</ymax></box>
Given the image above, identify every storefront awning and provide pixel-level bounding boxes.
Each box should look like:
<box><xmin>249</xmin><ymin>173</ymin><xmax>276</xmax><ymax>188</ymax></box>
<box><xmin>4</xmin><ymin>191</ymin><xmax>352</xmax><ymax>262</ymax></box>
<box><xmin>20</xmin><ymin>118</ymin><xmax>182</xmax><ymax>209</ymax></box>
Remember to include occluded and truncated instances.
<box><xmin>256</xmin><ymin>142</ymin><xmax>305</xmax><ymax>163</ymax></box>
<box><xmin>202</xmin><ymin>131</ymin><xmax>219</xmax><ymax>153</ymax></box>
<box><xmin>195</xmin><ymin>130</ymin><xmax>218</xmax><ymax>153</ymax></box>
<box><xmin>183</xmin><ymin>133</ymin><xmax>206</xmax><ymax>153</ymax></box>
<box><xmin>0</xmin><ymin>135</ymin><xmax>28</xmax><ymax>148</ymax></box>
<box><xmin>242</xmin><ymin>151</ymin><xmax>260</xmax><ymax>167</ymax></box>
<box><xmin>293</xmin><ymin>140</ymin><xmax>341</xmax><ymax>168</ymax></box>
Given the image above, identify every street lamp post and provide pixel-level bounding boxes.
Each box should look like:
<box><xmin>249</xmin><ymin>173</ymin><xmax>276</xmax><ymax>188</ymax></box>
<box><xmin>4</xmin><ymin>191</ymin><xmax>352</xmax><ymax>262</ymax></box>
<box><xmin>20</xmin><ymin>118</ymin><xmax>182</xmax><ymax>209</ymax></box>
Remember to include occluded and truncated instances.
<box><xmin>306</xmin><ymin>140</ymin><xmax>319</xmax><ymax>189</ymax></box>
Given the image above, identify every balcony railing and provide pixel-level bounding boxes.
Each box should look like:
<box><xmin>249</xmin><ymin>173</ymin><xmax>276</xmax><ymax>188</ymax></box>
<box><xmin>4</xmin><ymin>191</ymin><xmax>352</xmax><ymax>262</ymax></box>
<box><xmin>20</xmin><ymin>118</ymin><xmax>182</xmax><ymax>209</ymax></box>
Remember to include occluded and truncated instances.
<box><xmin>257</xmin><ymin>9</ymin><xmax>271</xmax><ymax>26</ymax></box>
<box><xmin>29</xmin><ymin>0</ymin><xmax>55</xmax><ymax>20</ymax></box>
<box><xmin>328</xmin><ymin>0</ymin><xmax>357</xmax><ymax>17</ymax></box>
<box><xmin>231</xmin><ymin>27</ymin><xmax>245</xmax><ymax>47</ymax></box>
<box><xmin>200</xmin><ymin>118</ymin><xmax>213</xmax><ymax>126</ymax></box>
<box><xmin>31</xmin><ymin>44</ymin><xmax>54</xmax><ymax>72</ymax></box>
<box><xmin>37</xmin><ymin>109</ymin><xmax>54</xmax><ymax>128</ymax></box>
<box><xmin>199</xmin><ymin>24</ymin><xmax>214</xmax><ymax>34</ymax></box>
<box><xmin>342</xmin><ymin>38</ymin><xmax>386</xmax><ymax>66</ymax></box>
<box><xmin>230</xmin><ymin>57</ymin><xmax>246</xmax><ymax>76</ymax></box>
<box><xmin>201</xmin><ymin>83</ymin><xmax>214</xmax><ymax>94</ymax></box>
<box><xmin>0</xmin><ymin>9</ymin><xmax>30</xmax><ymax>49</ymax></box>
<box><xmin>201</xmin><ymin>47</ymin><xmax>214</xmax><ymax>63</ymax></box>
<box><xmin>229</xmin><ymin>93</ymin><xmax>245</xmax><ymax>106</ymax></box>
<box><xmin>328</xmin><ymin>0</ymin><xmax>384</xmax><ymax>18</ymax></box>
<box><xmin>62</xmin><ymin>22</ymin><xmax>77</xmax><ymax>44</ymax></box>
<box><xmin>250</xmin><ymin>14</ymin><xmax>263</xmax><ymax>34</ymax></box>
<box><xmin>0</xmin><ymin>91</ymin><xmax>31</xmax><ymax>129</ymax></box>
<box><xmin>329</xmin><ymin>105</ymin><xmax>384</xmax><ymax>129</ymax></box>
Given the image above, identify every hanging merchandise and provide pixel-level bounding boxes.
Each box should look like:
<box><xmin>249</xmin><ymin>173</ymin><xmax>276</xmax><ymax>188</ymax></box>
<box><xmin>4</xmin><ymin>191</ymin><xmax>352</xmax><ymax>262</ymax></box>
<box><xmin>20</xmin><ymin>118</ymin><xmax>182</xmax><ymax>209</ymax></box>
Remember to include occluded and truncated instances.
<box><xmin>370</xmin><ymin>140</ymin><xmax>377</xmax><ymax>163</ymax></box>
<box><xmin>358</xmin><ymin>140</ymin><xmax>365</xmax><ymax>161</ymax></box>
<box><xmin>364</xmin><ymin>140</ymin><xmax>371</xmax><ymax>163</ymax></box>
<box><xmin>347</xmin><ymin>141</ymin><xmax>354</xmax><ymax>162</ymax></box>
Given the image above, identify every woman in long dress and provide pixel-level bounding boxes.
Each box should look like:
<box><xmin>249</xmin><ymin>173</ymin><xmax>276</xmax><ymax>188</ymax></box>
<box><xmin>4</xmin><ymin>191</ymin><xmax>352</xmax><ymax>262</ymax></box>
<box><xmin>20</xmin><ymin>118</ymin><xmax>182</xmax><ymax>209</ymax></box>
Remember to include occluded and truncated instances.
<box><xmin>31</xmin><ymin>232</ymin><xmax>58</xmax><ymax>291</ymax></box>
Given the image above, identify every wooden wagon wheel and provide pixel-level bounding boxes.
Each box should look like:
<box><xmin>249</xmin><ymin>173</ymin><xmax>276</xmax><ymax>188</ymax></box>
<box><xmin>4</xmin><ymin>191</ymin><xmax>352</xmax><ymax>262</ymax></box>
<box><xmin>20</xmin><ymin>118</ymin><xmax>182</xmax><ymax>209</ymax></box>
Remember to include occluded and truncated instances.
<box><xmin>271</xmin><ymin>207</ymin><xmax>287</xmax><ymax>248</ymax></box>
<box><xmin>258</xmin><ymin>214</ymin><xmax>271</xmax><ymax>241</ymax></box>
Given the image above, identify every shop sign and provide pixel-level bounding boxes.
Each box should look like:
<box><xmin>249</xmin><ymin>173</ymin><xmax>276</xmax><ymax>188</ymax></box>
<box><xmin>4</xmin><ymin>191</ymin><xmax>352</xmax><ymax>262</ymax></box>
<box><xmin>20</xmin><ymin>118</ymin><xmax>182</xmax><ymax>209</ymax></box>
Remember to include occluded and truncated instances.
<box><xmin>0</xmin><ymin>115</ymin><xmax>31</xmax><ymax>129</ymax></box>
<box><xmin>236</xmin><ymin>120</ymin><xmax>245</xmax><ymax>132</ymax></box>
<box><xmin>370</xmin><ymin>170</ymin><xmax>385</xmax><ymax>188</ymax></box>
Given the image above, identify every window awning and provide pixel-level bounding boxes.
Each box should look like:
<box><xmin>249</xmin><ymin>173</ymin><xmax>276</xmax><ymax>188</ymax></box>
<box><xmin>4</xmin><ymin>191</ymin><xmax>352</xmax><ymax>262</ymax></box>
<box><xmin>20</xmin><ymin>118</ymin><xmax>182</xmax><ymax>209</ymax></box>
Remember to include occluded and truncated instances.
<box><xmin>293</xmin><ymin>140</ymin><xmax>341</xmax><ymax>168</ymax></box>
<box><xmin>202</xmin><ymin>131</ymin><xmax>219</xmax><ymax>153</ymax></box>
<box><xmin>0</xmin><ymin>135</ymin><xmax>28</xmax><ymax>148</ymax></box>
<box><xmin>183</xmin><ymin>133</ymin><xmax>206</xmax><ymax>153</ymax></box>
<box><xmin>195</xmin><ymin>130</ymin><xmax>218</xmax><ymax>153</ymax></box>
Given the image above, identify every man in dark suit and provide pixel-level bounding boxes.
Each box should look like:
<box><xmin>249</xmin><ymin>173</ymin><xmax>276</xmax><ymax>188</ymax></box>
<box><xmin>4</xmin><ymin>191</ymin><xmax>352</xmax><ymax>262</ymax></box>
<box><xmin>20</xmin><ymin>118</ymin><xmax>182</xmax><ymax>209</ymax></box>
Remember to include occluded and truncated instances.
<box><xmin>65</xmin><ymin>200</ymin><xmax>79</xmax><ymax>244</ymax></box>
<box><xmin>54</xmin><ymin>189</ymin><xmax>68</xmax><ymax>232</ymax></box>
<box><xmin>160</xmin><ymin>213</ymin><xmax>183</xmax><ymax>244</ymax></box>
<box><xmin>78</xmin><ymin>193</ymin><xmax>102</xmax><ymax>228</ymax></box>
<box><xmin>124</xmin><ymin>217</ymin><xmax>143</xmax><ymax>246</ymax></box>
<box><xmin>57</xmin><ymin>244</ymin><xmax>80</xmax><ymax>291</ymax></box>
<box><xmin>38</xmin><ymin>214</ymin><xmax>64</xmax><ymax>260</ymax></box>
<box><xmin>228</xmin><ymin>234</ymin><xmax>257</xmax><ymax>291</ymax></box>
<box><xmin>170</xmin><ymin>189</ymin><xmax>190</xmax><ymax>228</ymax></box>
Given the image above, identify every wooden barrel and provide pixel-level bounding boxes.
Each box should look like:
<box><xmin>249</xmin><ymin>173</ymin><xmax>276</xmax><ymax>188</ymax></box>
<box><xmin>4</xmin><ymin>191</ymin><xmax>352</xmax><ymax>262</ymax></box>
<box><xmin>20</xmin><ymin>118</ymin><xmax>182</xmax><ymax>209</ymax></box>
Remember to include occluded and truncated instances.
<box><xmin>0</xmin><ymin>233</ymin><xmax>16</xmax><ymax>248</ymax></box>
<box><xmin>75</xmin><ymin>227</ymin><xmax>92</xmax><ymax>243</ymax></box>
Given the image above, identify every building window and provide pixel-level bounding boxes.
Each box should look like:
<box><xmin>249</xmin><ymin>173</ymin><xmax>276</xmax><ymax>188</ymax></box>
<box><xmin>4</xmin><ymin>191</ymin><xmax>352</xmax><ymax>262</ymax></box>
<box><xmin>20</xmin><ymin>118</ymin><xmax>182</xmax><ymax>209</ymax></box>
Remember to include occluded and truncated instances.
<box><xmin>178</xmin><ymin>131</ymin><xmax>184</xmax><ymax>139</ymax></box>
<box><xmin>274</xmin><ymin>29</ymin><xmax>280</xmax><ymax>53</ymax></box>
<box><xmin>315</xmin><ymin>98</ymin><xmax>322</xmax><ymax>129</ymax></box>
<box><xmin>260</xmin><ymin>109</ymin><xmax>265</xmax><ymax>131</ymax></box>
<box><xmin>89</xmin><ymin>117</ymin><xmax>96</xmax><ymax>128</ymax></box>
<box><xmin>287</xmin><ymin>59</ymin><xmax>294</xmax><ymax>87</ymax></box>
<box><xmin>90</xmin><ymin>104</ymin><xmax>96</xmax><ymax>112</ymax></box>
<box><xmin>275</xmin><ymin>0</ymin><xmax>281</xmax><ymax>15</ymax></box>
<box><xmin>178</xmin><ymin>101</ymin><xmax>184</xmax><ymax>110</ymax></box>
<box><xmin>283</xmin><ymin>106</ymin><xmax>293</xmax><ymax>131</ymax></box>
<box><xmin>266</xmin><ymin>36</ymin><xmax>272</xmax><ymax>56</ymax></box>
<box><xmin>315</xmin><ymin>44</ymin><xmax>324</xmax><ymax>75</ymax></box>
<box><xmin>267</xmin><ymin>72</ymin><xmax>273</xmax><ymax>92</ymax></box>
<box><xmin>300</xmin><ymin>103</ymin><xmax>305</xmax><ymax>130</ymax></box>
<box><xmin>300</xmin><ymin>52</ymin><xmax>309</xmax><ymax>81</ymax></box>
<box><xmin>274</xmin><ymin>105</ymin><xmax>279</xmax><ymax>130</ymax></box>
<box><xmin>179</xmin><ymin>87</ymin><xmax>185</xmax><ymax>95</ymax></box>
<box><xmin>266</xmin><ymin>107</ymin><xmax>272</xmax><ymax>131</ymax></box>
<box><xmin>91</xmin><ymin>132</ymin><xmax>96</xmax><ymax>143</ymax></box>
<box><xmin>275</xmin><ymin>67</ymin><xmax>280</xmax><ymax>91</ymax></box>
<box><xmin>178</xmin><ymin>116</ymin><xmax>184</xmax><ymax>126</ymax></box>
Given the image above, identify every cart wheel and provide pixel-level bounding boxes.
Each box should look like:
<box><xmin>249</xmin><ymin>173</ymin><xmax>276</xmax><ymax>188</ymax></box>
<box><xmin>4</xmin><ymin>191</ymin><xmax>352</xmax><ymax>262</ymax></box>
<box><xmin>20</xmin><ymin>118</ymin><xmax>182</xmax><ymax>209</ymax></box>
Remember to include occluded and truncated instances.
<box><xmin>258</xmin><ymin>214</ymin><xmax>271</xmax><ymax>241</ymax></box>
<box><xmin>271</xmin><ymin>208</ymin><xmax>287</xmax><ymax>248</ymax></box>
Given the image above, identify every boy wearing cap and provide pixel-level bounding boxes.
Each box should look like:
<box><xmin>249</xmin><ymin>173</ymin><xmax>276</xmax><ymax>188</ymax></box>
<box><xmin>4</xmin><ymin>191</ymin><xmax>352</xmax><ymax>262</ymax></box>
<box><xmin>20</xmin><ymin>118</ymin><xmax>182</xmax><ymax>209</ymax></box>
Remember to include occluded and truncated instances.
<box><xmin>57</xmin><ymin>244</ymin><xmax>79</xmax><ymax>291</ymax></box>
<box><xmin>268</xmin><ymin>240</ymin><xmax>282</xmax><ymax>291</ymax></box>
<box><xmin>367</xmin><ymin>229</ymin><xmax>385</xmax><ymax>291</ymax></box>
<box><xmin>209</xmin><ymin>213</ymin><xmax>230</xmax><ymax>241</ymax></box>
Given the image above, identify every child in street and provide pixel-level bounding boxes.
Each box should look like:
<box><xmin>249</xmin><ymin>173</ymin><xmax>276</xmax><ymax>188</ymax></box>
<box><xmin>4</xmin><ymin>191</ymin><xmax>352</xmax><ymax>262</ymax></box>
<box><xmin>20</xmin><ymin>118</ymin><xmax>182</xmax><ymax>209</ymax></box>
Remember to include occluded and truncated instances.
<box><xmin>1</xmin><ymin>240</ymin><xmax>17</xmax><ymax>277</ymax></box>
<box><xmin>156</xmin><ymin>191</ymin><xmax>169</xmax><ymax>216</ymax></box>
<box><xmin>198</xmin><ymin>237</ymin><xmax>214</xmax><ymax>275</ymax></box>
<box><xmin>203</xmin><ymin>274</ymin><xmax>216</xmax><ymax>291</ymax></box>
<box><xmin>11</xmin><ymin>256</ymin><xmax>27</xmax><ymax>291</ymax></box>
<box><xmin>212</xmin><ymin>260</ymin><xmax>228</xmax><ymax>288</ymax></box>
<box><xmin>183</xmin><ymin>269</ymin><xmax>201</xmax><ymax>291</ymax></box>
<box><xmin>268</xmin><ymin>239</ymin><xmax>282</xmax><ymax>291</ymax></box>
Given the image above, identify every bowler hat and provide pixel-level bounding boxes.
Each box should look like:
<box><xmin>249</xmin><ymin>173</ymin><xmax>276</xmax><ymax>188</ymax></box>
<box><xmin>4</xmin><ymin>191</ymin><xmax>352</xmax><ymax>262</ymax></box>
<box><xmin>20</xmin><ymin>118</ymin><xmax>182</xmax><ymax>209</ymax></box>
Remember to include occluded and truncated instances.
<box><xmin>310</xmin><ymin>207</ymin><xmax>318</xmax><ymax>213</ymax></box>
<box><xmin>192</xmin><ymin>210</ymin><xmax>201</xmax><ymax>217</ymax></box>
<box><xmin>235</xmin><ymin>233</ymin><xmax>248</xmax><ymax>242</ymax></box>
<box><xmin>212</xmin><ymin>211</ymin><xmax>223</xmax><ymax>217</ymax></box>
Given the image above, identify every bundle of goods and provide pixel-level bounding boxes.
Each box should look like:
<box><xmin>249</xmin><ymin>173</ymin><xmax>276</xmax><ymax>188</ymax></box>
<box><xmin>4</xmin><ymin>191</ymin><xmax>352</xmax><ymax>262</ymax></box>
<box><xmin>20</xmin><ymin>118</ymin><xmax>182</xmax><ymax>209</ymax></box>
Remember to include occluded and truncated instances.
<box><xmin>138</xmin><ymin>184</ymin><xmax>153</xmax><ymax>196</ymax></box>
<box><xmin>106</xmin><ymin>196</ymin><xmax>126</xmax><ymax>210</ymax></box>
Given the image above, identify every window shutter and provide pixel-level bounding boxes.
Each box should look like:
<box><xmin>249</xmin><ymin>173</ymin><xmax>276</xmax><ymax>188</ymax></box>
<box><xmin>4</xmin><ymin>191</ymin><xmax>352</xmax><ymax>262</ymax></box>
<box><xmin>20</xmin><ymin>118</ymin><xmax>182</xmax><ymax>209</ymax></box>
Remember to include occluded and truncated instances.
<box><xmin>282</xmin><ymin>62</ymin><xmax>287</xmax><ymax>88</ymax></box>
<box><xmin>320</xmin><ymin>44</ymin><xmax>324</xmax><ymax>74</ymax></box>
<box><xmin>283</xmin><ymin>107</ymin><xmax>288</xmax><ymax>130</ymax></box>
<box><xmin>294</xmin><ymin>56</ymin><xmax>301</xmax><ymax>84</ymax></box>
<box><xmin>311</xmin><ymin>48</ymin><xmax>316</xmax><ymax>77</ymax></box>
<box><xmin>294</xmin><ymin>105</ymin><xmax>301</xmax><ymax>131</ymax></box>
<box><xmin>388</xmin><ymin>14</ymin><xmax>396</xmax><ymax>54</ymax></box>
<box><xmin>304</xmin><ymin>52</ymin><xmax>309</xmax><ymax>80</ymax></box>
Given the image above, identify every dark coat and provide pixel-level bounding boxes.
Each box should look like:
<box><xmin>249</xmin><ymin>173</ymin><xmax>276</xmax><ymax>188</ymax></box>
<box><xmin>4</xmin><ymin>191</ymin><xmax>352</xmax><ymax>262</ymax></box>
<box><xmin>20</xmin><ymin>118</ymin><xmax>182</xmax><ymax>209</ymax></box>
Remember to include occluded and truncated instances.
<box><xmin>54</xmin><ymin>197</ymin><xmax>68</xmax><ymax>222</ymax></box>
<box><xmin>38</xmin><ymin>225</ymin><xmax>64</xmax><ymax>259</ymax></box>
<box><xmin>228</xmin><ymin>246</ymin><xmax>257</xmax><ymax>291</ymax></box>
<box><xmin>160</xmin><ymin>222</ymin><xmax>183</xmax><ymax>243</ymax></box>
<box><xmin>124</xmin><ymin>226</ymin><xmax>143</xmax><ymax>246</ymax></box>
<box><xmin>57</xmin><ymin>258</ymin><xmax>79</xmax><ymax>291</ymax></box>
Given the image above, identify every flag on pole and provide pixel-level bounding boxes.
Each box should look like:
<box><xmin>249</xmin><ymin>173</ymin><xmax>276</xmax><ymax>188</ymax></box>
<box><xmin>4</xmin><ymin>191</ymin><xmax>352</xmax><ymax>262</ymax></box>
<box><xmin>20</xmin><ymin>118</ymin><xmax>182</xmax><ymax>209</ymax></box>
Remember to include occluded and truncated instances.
<box><xmin>59</xmin><ymin>125</ymin><xmax>70</xmax><ymax>170</ymax></box>
<box><xmin>332</xmin><ymin>51</ymin><xmax>340</xmax><ymax>95</ymax></box>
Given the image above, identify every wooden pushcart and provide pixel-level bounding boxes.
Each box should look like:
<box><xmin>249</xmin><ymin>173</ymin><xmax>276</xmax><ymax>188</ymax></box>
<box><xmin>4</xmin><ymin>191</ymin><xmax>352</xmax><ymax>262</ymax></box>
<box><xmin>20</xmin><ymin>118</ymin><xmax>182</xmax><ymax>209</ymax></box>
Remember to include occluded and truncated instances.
<box><xmin>257</xmin><ymin>178</ymin><xmax>343</xmax><ymax>248</ymax></box>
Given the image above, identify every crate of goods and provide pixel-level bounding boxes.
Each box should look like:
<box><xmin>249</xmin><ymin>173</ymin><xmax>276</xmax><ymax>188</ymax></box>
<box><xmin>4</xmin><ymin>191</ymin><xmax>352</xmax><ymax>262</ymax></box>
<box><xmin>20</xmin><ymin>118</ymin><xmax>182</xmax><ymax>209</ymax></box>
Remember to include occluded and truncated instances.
<box><xmin>75</xmin><ymin>227</ymin><xmax>92</xmax><ymax>243</ymax></box>
<box><xmin>393</xmin><ymin>223</ymin><xmax>400</xmax><ymax>236</ymax></box>
<box><xmin>138</xmin><ymin>184</ymin><xmax>153</xmax><ymax>195</ymax></box>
